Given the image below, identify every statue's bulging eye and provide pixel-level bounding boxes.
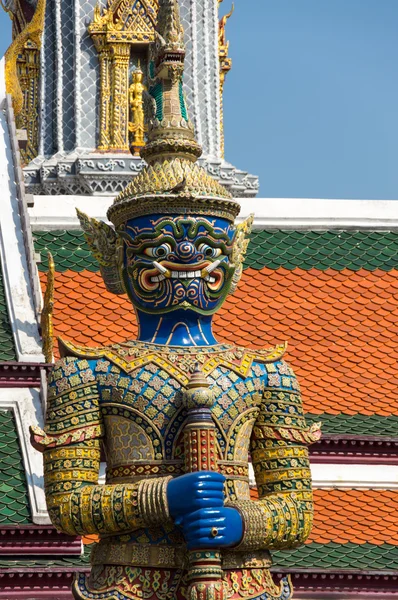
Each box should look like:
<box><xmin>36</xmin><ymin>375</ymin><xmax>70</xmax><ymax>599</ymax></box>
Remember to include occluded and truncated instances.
<box><xmin>143</xmin><ymin>243</ymin><xmax>172</xmax><ymax>258</ymax></box>
<box><xmin>197</xmin><ymin>243</ymin><xmax>222</xmax><ymax>258</ymax></box>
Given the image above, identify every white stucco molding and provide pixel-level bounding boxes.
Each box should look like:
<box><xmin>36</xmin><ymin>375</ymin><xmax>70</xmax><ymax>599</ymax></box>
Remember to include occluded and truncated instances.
<box><xmin>0</xmin><ymin>388</ymin><xmax>50</xmax><ymax>525</ymax></box>
<box><xmin>310</xmin><ymin>463</ymin><xmax>398</xmax><ymax>489</ymax></box>
<box><xmin>29</xmin><ymin>195</ymin><xmax>398</xmax><ymax>231</ymax></box>
<box><xmin>29</xmin><ymin>194</ymin><xmax>115</xmax><ymax>230</ymax></box>
<box><xmin>237</xmin><ymin>197</ymin><xmax>398</xmax><ymax>230</ymax></box>
<box><xmin>0</xmin><ymin>59</ymin><xmax>44</xmax><ymax>362</ymax></box>
<box><xmin>248</xmin><ymin>462</ymin><xmax>398</xmax><ymax>489</ymax></box>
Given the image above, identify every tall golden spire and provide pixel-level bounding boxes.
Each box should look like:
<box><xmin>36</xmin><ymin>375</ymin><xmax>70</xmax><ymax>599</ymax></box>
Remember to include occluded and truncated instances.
<box><xmin>107</xmin><ymin>0</ymin><xmax>239</xmax><ymax>227</ymax></box>
<box><xmin>141</xmin><ymin>0</ymin><xmax>201</xmax><ymax>165</ymax></box>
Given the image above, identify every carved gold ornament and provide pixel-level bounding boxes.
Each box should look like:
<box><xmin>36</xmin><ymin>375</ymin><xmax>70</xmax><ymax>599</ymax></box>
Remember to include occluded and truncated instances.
<box><xmin>88</xmin><ymin>0</ymin><xmax>158</xmax><ymax>151</ymax></box>
<box><xmin>128</xmin><ymin>63</ymin><xmax>147</xmax><ymax>155</ymax></box>
<box><xmin>4</xmin><ymin>0</ymin><xmax>46</xmax><ymax>164</ymax></box>
<box><xmin>40</xmin><ymin>252</ymin><xmax>55</xmax><ymax>363</ymax></box>
<box><xmin>218</xmin><ymin>2</ymin><xmax>234</xmax><ymax>159</ymax></box>
<box><xmin>76</xmin><ymin>208</ymin><xmax>125</xmax><ymax>295</ymax></box>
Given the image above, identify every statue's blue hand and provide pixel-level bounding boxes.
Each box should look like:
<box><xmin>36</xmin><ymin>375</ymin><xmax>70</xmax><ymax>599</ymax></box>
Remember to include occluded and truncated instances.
<box><xmin>180</xmin><ymin>507</ymin><xmax>243</xmax><ymax>549</ymax></box>
<box><xmin>167</xmin><ymin>472</ymin><xmax>225</xmax><ymax>520</ymax></box>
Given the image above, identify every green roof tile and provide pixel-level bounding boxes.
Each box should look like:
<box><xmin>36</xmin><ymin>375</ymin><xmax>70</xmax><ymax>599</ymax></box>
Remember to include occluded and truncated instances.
<box><xmin>0</xmin><ymin>546</ymin><xmax>92</xmax><ymax>568</ymax></box>
<box><xmin>272</xmin><ymin>542</ymin><xmax>398</xmax><ymax>571</ymax></box>
<box><xmin>0</xmin><ymin>544</ymin><xmax>394</xmax><ymax>573</ymax></box>
<box><xmin>0</xmin><ymin>411</ymin><xmax>31</xmax><ymax>524</ymax></box>
<box><xmin>34</xmin><ymin>231</ymin><xmax>98</xmax><ymax>272</ymax></box>
<box><xmin>34</xmin><ymin>230</ymin><xmax>398</xmax><ymax>273</ymax></box>
<box><xmin>245</xmin><ymin>230</ymin><xmax>398</xmax><ymax>271</ymax></box>
<box><xmin>306</xmin><ymin>414</ymin><xmax>398</xmax><ymax>437</ymax></box>
<box><xmin>0</xmin><ymin>265</ymin><xmax>16</xmax><ymax>361</ymax></box>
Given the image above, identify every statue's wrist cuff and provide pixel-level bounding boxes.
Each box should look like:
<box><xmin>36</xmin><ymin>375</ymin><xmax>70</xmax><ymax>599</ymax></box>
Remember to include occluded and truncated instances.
<box><xmin>137</xmin><ymin>476</ymin><xmax>173</xmax><ymax>526</ymax></box>
<box><xmin>227</xmin><ymin>500</ymin><xmax>270</xmax><ymax>552</ymax></box>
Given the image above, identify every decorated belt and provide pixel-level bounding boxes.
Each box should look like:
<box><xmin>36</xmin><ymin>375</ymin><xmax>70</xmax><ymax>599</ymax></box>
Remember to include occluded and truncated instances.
<box><xmin>91</xmin><ymin>542</ymin><xmax>272</xmax><ymax>570</ymax></box>
<box><xmin>106</xmin><ymin>460</ymin><xmax>249</xmax><ymax>481</ymax></box>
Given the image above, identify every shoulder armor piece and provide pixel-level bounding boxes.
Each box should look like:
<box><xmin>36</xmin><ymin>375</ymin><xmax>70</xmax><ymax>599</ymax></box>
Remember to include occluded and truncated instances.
<box><xmin>58</xmin><ymin>337</ymin><xmax>288</xmax><ymax>382</ymax></box>
<box><xmin>58</xmin><ymin>337</ymin><xmax>109</xmax><ymax>360</ymax></box>
<box><xmin>58</xmin><ymin>337</ymin><xmax>139</xmax><ymax>372</ymax></box>
<box><xmin>30</xmin><ymin>424</ymin><xmax>103</xmax><ymax>452</ymax></box>
<box><xmin>245</xmin><ymin>342</ymin><xmax>287</xmax><ymax>364</ymax></box>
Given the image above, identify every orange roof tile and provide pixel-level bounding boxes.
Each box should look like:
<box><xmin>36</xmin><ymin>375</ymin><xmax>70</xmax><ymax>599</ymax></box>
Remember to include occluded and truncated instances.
<box><xmin>41</xmin><ymin>265</ymin><xmax>398</xmax><ymax>417</ymax></box>
<box><xmin>249</xmin><ymin>488</ymin><xmax>398</xmax><ymax>546</ymax></box>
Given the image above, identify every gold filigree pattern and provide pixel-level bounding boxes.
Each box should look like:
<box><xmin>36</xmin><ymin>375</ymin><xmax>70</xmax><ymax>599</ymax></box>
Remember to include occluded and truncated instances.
<box><xmin>230</xmin><ymin>214</ymin><xmax>254</xmax><ymax>294</ymax></box>
<box><xmin>76</xmin><ymin>209</ymin><xmax>125</xmax><ymax>295</ymax></box>
<box><xmin>105</xmin><ymin>416</ymin><xmax>155</xmax><ymax>466</ymax></box>
<box><xmin>108</xmin><ymin>158</ymin><xmax>239</xmax><ymax>226</ymax></box>
<box><xmin>58</xmin><ymin>338</ymin><xmax>288</xmax><ymax>386</ymax></box>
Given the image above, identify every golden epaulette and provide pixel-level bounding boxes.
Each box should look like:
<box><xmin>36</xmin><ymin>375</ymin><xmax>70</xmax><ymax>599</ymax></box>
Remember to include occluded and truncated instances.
<box><xmin>58</xmin><ymin>337</ymin><xmax>287</xmax><ymax>386</ymax></box>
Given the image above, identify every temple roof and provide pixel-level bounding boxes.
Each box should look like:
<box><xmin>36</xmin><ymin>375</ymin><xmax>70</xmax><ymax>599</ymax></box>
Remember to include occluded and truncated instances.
<box><xmin>253</xmin><ymin>488</ymin><xmax>398</xmax><ymax>572</ymax></box>
<box><xmin>34</xmin><ymin>228</ymin><xmax>398</xmax><ymax>436</ymax></box>
<box><xmin>0</xmin><ymin>264</ymin><xmax>17</xmax><ymax>361</ymax></box>
<box><xmin>246</xmin><ymin>230</ymin><xmax>398</xmax><ymax>271</ymax></box>
<box><xmin>0</xmin><ymin>411</ymin><xmax>31</xmax><ymax>525</ymax></box>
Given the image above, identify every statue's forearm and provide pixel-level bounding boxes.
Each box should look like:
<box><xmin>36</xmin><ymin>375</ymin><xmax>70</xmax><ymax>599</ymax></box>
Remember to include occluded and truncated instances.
<box><xmin>236</xmin><ymin>433</ymin><xmax>314</xmax><ymax>552</ymax></box>
<box><xmin>44</xmin><ymin>446</ymin><xmax>171</xmax><ymax>537</ymax></box>
<box><xmin>228</xmin><ymin>490</ymin><xmax>313</xmax><ymax>552</ymax></box>
<box><xmin>238</xmin><ymin>370</ymin><xmax>319</xmax><ymax>552</ymax></box>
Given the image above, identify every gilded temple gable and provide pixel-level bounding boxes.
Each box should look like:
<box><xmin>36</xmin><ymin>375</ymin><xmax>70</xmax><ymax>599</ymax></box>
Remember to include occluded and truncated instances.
<box><xmin>89</xmin><ymin>0</ymin><xmax>158</xmax><ymax>43</ymax></box>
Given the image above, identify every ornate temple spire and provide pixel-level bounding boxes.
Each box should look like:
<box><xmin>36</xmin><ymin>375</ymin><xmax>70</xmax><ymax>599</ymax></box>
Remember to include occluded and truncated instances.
<box><xmin>141</xmin><ymin>0</ymin><xmax>202</xmax><ymax>165</ymax></box>
<box><xmin>107</xmin><ymin>0</ymin><xmax>240</xmax><ymax>227</ymax></box>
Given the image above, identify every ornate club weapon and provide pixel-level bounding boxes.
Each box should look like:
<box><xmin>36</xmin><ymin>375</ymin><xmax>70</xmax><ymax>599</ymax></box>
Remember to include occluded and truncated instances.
<box><xmin>182</xmin><ymin>366</ymin><xmax>227</xmax><ymax>600</ymax></box>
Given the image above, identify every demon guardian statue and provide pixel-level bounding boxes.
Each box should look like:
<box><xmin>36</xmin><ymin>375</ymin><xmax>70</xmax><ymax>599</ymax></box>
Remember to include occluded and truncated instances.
<box><xmin>31</xmin><ymin>1</ymin><xmax>320</xmax><ymax>598</ymax></box>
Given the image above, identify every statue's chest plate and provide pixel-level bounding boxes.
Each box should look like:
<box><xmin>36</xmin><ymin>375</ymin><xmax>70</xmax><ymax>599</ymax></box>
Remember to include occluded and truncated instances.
<box><xmin>96</xmin><ymin>359</ymin><xmax>265</xmax><ymax>474</ymax></box>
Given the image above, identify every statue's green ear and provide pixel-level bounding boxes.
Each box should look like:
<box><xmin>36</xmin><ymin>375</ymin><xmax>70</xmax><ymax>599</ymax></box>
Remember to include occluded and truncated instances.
<box><xmin>229</xmin><ymin>214</ymin><xmax>254</xmax><ymax>296</ymax></box>
<box><xmin>76</xmin><ymin>208</ymin><xmax>125</xmax><ymax>296</ymax></box>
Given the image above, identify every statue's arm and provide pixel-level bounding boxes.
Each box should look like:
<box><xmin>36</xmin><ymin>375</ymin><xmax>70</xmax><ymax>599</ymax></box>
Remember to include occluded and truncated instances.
<box><xmin>30</xmin><ymin>357</ymin><xmax>171</xmax><ymax>537</ymax></box>
<box><xmin>228</xmin><ymin>360</ymin><xmax>320</xmax><ymax>552</ymax></box>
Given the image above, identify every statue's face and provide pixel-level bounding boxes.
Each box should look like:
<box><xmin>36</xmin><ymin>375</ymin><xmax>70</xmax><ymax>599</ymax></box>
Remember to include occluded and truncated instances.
<box><xmin>118</xmin><ymin>214</ymin><xmax>237</xmax><ymax>315</ymax></box>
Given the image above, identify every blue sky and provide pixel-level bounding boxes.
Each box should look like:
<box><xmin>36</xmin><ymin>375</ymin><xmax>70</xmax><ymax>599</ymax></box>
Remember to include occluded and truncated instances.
<box><xmin>0</xmin><ymin>1</ymin><xmax>397</xmax><ymax>199</ymax></box>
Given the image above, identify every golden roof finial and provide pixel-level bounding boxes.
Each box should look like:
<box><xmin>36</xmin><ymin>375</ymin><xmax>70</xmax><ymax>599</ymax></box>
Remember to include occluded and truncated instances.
<box><xmin>40</xmin><ymin>252</ymin><xmax>55</xmax><ymax>363</ymax></box>
<box><xmin>219</xmin><ymin>2</ymin><xmax>234</xmax><ymax>159</ymax></box>
<box><xmin>219</xmin><ymin>3</ymin><xmax>234</xmax><ymax>48</ymax></box>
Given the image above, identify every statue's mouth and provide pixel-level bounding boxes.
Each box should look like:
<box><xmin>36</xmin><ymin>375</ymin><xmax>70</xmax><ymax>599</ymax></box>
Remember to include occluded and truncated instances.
<box><xmin>151</xmin><ymin>270</ymin><xmax>214</xmax><ymax>283</ymax></box>
<box><xmin>141</xmin><ymin>260</ymin><xmax>224</xmax><ymax>289</ymax></box>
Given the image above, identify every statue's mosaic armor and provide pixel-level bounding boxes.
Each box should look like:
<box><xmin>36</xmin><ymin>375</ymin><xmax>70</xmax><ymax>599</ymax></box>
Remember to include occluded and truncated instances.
<box><xmin>32</xmin><ymin>339</ymin><xmax>318</xmax><ymax>599</ymax></box>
